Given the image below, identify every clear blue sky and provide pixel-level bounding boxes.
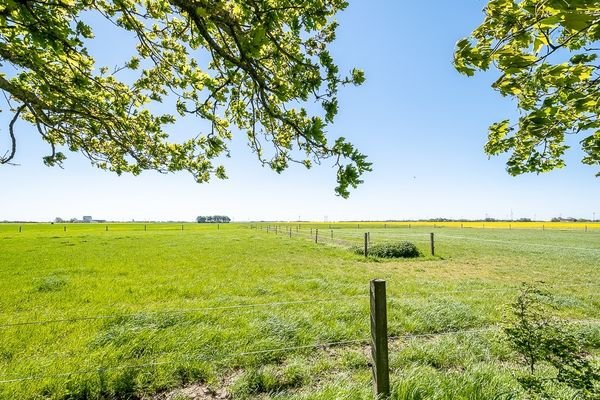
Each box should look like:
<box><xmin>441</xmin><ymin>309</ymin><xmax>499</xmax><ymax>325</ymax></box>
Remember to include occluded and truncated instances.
<box><xmin>1</xmin><ymin>1</ymin><xmax>598</xmax><ymax>222</ymax></box>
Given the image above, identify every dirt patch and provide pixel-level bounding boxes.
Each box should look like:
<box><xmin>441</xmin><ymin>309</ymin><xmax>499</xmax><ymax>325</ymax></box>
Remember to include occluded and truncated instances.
<box><xmin>154</xmin><ymin>383</ymin><xmax>229</xmax><ymax>400</ymax></box>
<box><xmin>152</xmin><ymin>370</ymin><xmax>241</xmax><ymax>400</ymax></box>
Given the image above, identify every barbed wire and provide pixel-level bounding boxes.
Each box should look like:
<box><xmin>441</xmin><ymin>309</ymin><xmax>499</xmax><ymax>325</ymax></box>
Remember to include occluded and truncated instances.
<box><xmin>262</xmin><ymin>224</ymin><xmax>600</xmax><ymax>252</ymax></box>
<box><xmin>262</xmin><ymin>223</ymin><xmax>600</xmax><ymax>268</ymax></box>
<box><xmin>0</xmin><ymin>296</ymin><xmax>367</xmax><ymax>329</ymax></box>
<box><xmin>435</xmin><ymin>234</ymin><xmax>600</xmax><ymax>252</ymax></box>
<box><xmin>2</xmin><ymin>281</ymin><xmax>597</xmax><ymax>329</ymax></box>
<box><xmin>0</xmin><ymin>327</ymin><xmax>506</xmax><ymax>384</ymax></box>
<box><xmin>0</xmin><ymin>337</ymin><xmax>370</xmax><ymax>384</ymax></box>
<box><xmin>3</xmin><ymin>318</ymin><xmax>599</xmax><ymax>384</ymax></box>
<box><xmin>388</xmin><ymin>283</ymin><xmax>600</xmax><ymax>298</ymax></box>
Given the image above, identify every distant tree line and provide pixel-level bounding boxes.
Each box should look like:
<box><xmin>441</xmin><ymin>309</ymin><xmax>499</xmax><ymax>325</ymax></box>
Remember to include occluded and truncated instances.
<box><xmin>550</xmin><ymin>217</ymin><xmax>594</xmax><ymax>223</ymax></box>
<box><xmin>196</xmin><ymin>216</ymin><xmax>231</xmax><ymax>223</ymax></box>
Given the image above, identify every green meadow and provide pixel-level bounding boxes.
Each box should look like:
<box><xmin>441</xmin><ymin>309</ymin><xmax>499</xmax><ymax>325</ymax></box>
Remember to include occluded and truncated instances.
<box><xmin>0</xmin><ymin>223</ymin><xmax>598</xmax><ymax>399</ymax></box>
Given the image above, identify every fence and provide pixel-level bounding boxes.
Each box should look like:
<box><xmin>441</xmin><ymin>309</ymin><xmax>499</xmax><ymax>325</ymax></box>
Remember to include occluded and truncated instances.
<box><xmin>254</xmin><ymin>224</ymin><xmax>440</xmax><ymax>258</ymax></box>
<box><xmin>251</xmin><ymin>224</ymin><xmax>600</xmax><ymax>257</ymax></box>
<box><xmin>1</xmin><ymin>279</ymin><xmax>599</xmax><ymax>399</ymax></box>
<box><xmin>248</xmin><ymin>221</ymin><xmax>600</xmax><ymax>233</ymax></box>
<box><xmin>2</xmin><ymin>223</ymin><xmax>230</xmax><ymax>235</ymax></box>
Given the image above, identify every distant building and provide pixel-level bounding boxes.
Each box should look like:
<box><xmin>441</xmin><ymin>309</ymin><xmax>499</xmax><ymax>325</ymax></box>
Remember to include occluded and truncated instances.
<box><xmin>82</xmin><ymin>216</ymin><xmax>93</xmax><ymax>223</ymax></box>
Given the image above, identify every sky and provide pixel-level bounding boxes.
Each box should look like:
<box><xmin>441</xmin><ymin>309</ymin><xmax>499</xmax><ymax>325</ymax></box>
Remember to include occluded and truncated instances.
<box><xmin>1</xmin><ymin>1</ymin><xmax>599</xmax><ymax>222</ymax></box>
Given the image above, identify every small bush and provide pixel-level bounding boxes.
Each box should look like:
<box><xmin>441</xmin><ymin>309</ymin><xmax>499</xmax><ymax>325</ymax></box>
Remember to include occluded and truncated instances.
<box><xmin>351</xmin><ymin>241</ymin><xmax>420</xmax><ymax>258</ymax></box>
<box><xmin>36</xmin><ymin>275</ymin><xmax>67</xmax><ymax>292</ymax></box>
<box><xmin>505</xmin><ymin>284</ymin><xmax>600</xmax><ymax>399</ymax></box>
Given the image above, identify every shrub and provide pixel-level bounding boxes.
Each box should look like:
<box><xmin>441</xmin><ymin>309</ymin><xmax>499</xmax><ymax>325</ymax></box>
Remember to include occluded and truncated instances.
<box><xmin>505</xmin><ymin>284</ymin><xmax>600</xmax><ymax>399</ymax></box>
<box><xmin>36</xmin><ymin>275</ymin><xmax>67</xmax><ymax>292</ymax></box>
<box><xmin>352</xmin><ymin>241</ymin><xmax>420</xmax><ymax>258</ymax></box>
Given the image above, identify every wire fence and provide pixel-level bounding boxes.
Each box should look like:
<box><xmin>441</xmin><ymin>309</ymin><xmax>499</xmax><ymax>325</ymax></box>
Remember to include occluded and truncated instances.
<box><xmin>4</xmin><ymin>221</ymin><xmax>600</xmax><ymax>236</ymax></box>
<box><xmin>3</xmin><ymin>318</ymin><xmax>599</xmax><ymax>385</ymax></box>
<box><xmin>254</xmin><ymin>224</ymin><xmax>600</xmax><ymax>256</ymax></box>
<box><xmin>0</xmin><ymin>297</ymin><xmax>368</xmax><ymax>329</ymax></box>
<box><xmin>249</xmin><ymin>222</ymin><xmax>600</xmax><ymax>233</ymax></box>
<box><xmin>2</xmin><ymin>283</ymin><xmax>599</xmax><ymax>330</ymax></box>
<box><xmin>2</xmin><ymin>281</ymin><xmax>599</xmax><ymax>386</ymax></box>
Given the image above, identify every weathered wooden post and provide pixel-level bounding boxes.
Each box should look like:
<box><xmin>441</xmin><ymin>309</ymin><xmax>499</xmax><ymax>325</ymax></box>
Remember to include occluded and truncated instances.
<box><xmin>331</xmin><ymin>230</ymin><xmax>333</xmax><ymax>240</ymax></box>
<box><xmin>370</xmin><ymin>279</ymin><xmax>390</xmax><ymax>399</ymax></box>
<box><xmin>430</xmin><ymin>232</ymin><xmax>435</xmax><ymax>256</ymax></box>
<box><xmin>64</xmin><ymin>226</ymin><xmax>66</xmax><ymax>232</ymax></box>
<box><xmin>19</xmin><ymin>226</ymin><xmax>21</xmax><ymax>233</ymax></box>
<box><xmin>315</xmin><ymin>229</ymin><xmax>318</xmax><ymax>244</ymax></box>
<box><xmin>364</xmin><ymin>233</ymin><xmax>369</xmax><ymax>257</ymax></box>
<box><xmin>105</xmin><ymin>225</ymin><xmax>108</xmax><ymax>232</ymax></box>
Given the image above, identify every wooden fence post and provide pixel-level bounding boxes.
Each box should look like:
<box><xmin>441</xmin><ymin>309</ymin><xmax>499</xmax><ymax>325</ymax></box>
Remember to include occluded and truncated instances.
<box><xmin>105</xmin><ymin>225</ymin><xmax>108</xmax><ymax>232</ymax></box>
<box><xmin>64</xmin><ymin>226</ymin><xmax>66</xmax><ymax>232</ymax></box>
<box><xmin>370</xmin><ymin>279</ymin><xmax>390</xmax><ymax>399</ymax></box>
<box><xmin>289</xmin><ymin>228</ymin><xmax>292</xmax><ymax>238</ymax></box>
<box><xmin>430</xmin><ymin>232</ymin><xmax>435</xmax><ymax>256</ymax></box>
<box><xmin>19</xmin><ymin>226</ymin><xmax>21</xmax><ymax>233</ymax></box>
<box><xmin>364</xmin><ymin>233</ymin><xmax>369</xmax><ymax>257</ymax></box>
<box><xmin>315</xmin><ymin>229</ymin><xmax>318</xmax><ymax>244</ymax></box>
<box><xmin>331</xmin><ymin>230</ymin><xmax>333</xmax><ymax>240</ymax></box>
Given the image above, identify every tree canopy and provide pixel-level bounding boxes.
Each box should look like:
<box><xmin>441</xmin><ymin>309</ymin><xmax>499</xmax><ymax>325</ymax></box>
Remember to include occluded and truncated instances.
<box><xmin>0</xmin><ymin>0</ymin><xmax>370</xmax><ymax>197</ymax></box>
<box><xmin>454</xmin><ymin>0</ymin><xmax>599</xmax><ymax>176</ymax></box>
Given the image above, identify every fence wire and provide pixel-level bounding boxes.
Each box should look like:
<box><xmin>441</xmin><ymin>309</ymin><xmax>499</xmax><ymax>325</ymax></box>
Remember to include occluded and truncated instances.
<box><xmin>5</xmin><ymin>319</ymin><xmax>599</xmax><ymax>385</ymax></box>
<box><xmin>260</xmin><ymin>224</ymin><xmax>600</xmax><ymax>253</ymax></box>
<box><xmin>0</xmin><ymin>296</ymin><xmax>369</xmax><ymax>329</ymax></box>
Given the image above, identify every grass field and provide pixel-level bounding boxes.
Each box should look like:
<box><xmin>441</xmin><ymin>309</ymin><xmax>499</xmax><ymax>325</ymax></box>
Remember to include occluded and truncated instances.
<box><xmin>0</xmin><ymin>223</ymin><xmax>598</xmax><ymax>399</ymax></box>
